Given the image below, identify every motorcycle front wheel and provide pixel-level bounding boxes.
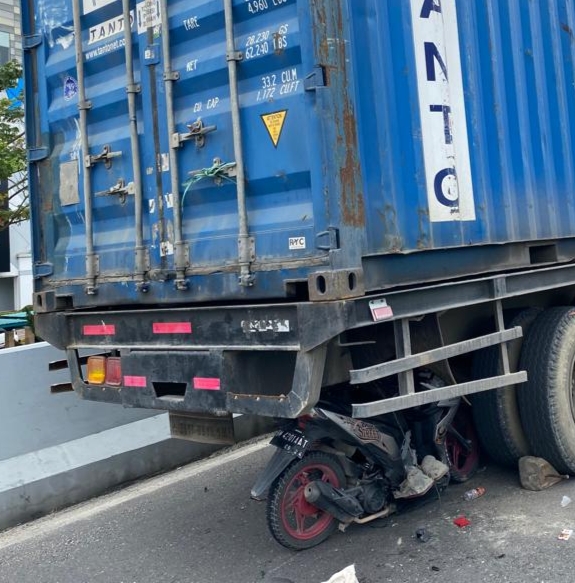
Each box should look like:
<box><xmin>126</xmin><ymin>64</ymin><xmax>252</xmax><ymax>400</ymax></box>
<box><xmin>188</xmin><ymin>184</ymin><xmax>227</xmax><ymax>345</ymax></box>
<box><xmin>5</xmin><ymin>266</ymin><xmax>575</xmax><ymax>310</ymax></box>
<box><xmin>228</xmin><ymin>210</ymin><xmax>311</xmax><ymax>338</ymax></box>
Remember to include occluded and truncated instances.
<box><xmin>266</xmin><ymin>451</ymin><xmax>346</xmax><ymax>550</ymax></box>
<box><xmin>442</xmin><ymin>405</ymin><xmax>480</xmax><ymax>482</ymax></box>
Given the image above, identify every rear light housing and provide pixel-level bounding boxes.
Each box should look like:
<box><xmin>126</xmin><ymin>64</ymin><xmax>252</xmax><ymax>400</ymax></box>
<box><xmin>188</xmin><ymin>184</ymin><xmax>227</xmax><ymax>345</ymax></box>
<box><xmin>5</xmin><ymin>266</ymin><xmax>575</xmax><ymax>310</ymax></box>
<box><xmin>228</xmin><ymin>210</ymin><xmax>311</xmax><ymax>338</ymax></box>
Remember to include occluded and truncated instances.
<box><xmin>86</xmin><ymin>355</ymin><xmax>122</xmax><ymax>386</ymax></box>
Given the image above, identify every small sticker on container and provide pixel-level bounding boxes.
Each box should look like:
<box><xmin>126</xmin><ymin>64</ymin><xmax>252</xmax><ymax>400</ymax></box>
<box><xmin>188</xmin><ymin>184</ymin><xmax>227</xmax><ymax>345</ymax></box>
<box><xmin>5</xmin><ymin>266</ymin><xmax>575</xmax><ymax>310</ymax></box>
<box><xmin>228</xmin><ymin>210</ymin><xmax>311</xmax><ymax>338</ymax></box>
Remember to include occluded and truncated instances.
<box><xmin>64</xmin><ymin>76</ymin><xmax>78</xmax><ymax>101</ymax></box>
<box><xmin>289</xmin><ymin>237</ymin><xmax>306</xmax><ymax>250</ymax></box>
<box><xmin>261</xmin><ymin>110</ymin><xmax>287</xmax><ymax>147</ymax></box>
<box><xmin>160</xmin><ymin>241</ymin><xmax>174</xmax><ymax>256</ymax></box>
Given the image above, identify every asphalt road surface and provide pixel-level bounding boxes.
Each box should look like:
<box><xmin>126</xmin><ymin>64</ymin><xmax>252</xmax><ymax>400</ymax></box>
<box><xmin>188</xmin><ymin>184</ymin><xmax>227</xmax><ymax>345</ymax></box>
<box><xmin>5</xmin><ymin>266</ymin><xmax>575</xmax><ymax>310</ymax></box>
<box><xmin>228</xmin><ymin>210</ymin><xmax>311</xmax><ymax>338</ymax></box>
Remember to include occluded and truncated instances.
<box><xmin>1</xmin><ymin>436</ymin><xmax>575</xmax><ymax>583</ymax></box>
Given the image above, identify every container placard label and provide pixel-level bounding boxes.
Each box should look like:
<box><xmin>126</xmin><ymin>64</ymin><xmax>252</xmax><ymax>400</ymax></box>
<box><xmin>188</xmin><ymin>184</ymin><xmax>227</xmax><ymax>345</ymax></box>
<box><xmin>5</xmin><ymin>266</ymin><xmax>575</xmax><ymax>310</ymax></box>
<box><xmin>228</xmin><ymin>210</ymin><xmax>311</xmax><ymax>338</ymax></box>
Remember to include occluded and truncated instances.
<box><xmin>261</xmin><ymin>110</ymin><xmax>287</xmax><ymax>147</ymax></box>
<box><xmin>411</xmin><ymin>0</ymin><xmax>476</xmax><ymax>222</ymax></box>
<box><xmin>136</xmin><ymin>0</ymin><xmax>161</xmax><ymax>34</ymax></box>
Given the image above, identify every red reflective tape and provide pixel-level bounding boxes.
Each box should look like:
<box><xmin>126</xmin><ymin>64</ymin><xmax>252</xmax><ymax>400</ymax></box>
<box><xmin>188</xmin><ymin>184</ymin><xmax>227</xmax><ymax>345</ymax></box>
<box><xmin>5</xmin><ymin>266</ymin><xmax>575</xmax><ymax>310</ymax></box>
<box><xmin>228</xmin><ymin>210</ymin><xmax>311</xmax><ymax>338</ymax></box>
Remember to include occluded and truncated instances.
<box><xmin>153</xmin><ymin>322</ymin><xmax>192</xmax><ymax>334</ymax></box>
<box><xmin>193</xmin><ymin>377</ymin><xmax>221</xmax><ymax>391</ymax></box>
<box><xmin>83</xmin><ymin>324</ymin><xmax>116</xmax><ymax>336</ymax></box>
<box><xmin>124</xmin><ymin>376</ymin><xmax>147</xmax><ymax>387</ymax></box>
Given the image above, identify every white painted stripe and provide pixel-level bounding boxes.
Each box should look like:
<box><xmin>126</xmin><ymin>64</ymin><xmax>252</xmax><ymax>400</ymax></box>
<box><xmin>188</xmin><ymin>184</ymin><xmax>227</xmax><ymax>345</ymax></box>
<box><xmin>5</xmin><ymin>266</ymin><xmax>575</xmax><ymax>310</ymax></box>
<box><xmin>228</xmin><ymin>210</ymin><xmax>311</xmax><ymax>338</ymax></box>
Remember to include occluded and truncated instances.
<box><xmin>0</xmin><ymin>414</ymin><xmax>171</xmax><ymax>492</ymax></box>
<box><xmin>0</xmin><ymin>437</ymin><xmax>270</xmax><ymax>551</ymax></box>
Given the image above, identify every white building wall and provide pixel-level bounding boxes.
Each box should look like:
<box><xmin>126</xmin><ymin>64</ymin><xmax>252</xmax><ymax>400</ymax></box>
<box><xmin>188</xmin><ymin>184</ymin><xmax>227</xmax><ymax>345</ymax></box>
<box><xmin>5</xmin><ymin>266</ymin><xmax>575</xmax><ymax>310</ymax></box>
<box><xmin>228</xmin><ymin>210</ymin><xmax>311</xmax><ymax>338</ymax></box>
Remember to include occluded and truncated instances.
<box><xmin>0</xmin><ymin>0</ymin><xmax>28</xmax><ymax>311</ymax></box>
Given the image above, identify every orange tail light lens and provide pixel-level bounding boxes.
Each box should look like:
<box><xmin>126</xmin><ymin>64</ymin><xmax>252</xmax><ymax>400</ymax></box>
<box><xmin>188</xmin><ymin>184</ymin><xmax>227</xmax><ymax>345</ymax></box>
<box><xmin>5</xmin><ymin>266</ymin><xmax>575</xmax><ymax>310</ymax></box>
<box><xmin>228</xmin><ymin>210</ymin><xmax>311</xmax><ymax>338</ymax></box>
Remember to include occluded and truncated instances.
<box><xmin>87</xmin><ymin>356</ymin><xmax>106</xmax><ymax>384</ymax></box>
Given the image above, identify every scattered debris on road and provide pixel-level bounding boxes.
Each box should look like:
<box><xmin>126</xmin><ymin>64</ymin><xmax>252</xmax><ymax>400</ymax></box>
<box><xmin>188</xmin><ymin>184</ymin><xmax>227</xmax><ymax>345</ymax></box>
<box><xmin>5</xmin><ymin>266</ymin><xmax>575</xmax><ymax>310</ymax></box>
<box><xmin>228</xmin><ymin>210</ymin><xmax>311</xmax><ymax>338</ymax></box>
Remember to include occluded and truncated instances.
<box><xmin>453</xmin><ymin>516</ymin><xmax>471</xmax><ymax>528</ymax></box>
<box><xmin>321</xmin><ymin>565</ymin><xmax>358</xmax><ymax>583</ymax></box>
<box><xmin>558</xmin><ymin>528</ymin><xmax>573</xmax><ymax>541</ymax></box>
<box><xmin>519</xmin><ymin>457</ymin><xmax>569</xmax><ymax>491</ymax></box>
<box><xmin>415</xmin><ymin>527</ymin><xmax>430</xmax><ymax>542</ymax></box>
<box><xmin>463</xmin><ymin>486</ymin><xmax>486</xmax><ymax>501</ymax></box>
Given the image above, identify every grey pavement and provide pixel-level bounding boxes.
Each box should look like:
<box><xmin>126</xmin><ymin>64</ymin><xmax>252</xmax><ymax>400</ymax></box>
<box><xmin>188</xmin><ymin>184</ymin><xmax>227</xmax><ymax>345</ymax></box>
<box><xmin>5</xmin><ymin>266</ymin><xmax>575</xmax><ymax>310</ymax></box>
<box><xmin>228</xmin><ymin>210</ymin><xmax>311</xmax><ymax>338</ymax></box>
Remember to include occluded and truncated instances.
<box><xmin>1</xmin><ymin>437</ymin><xmax>575</xmax><ymax>583</ymax></box>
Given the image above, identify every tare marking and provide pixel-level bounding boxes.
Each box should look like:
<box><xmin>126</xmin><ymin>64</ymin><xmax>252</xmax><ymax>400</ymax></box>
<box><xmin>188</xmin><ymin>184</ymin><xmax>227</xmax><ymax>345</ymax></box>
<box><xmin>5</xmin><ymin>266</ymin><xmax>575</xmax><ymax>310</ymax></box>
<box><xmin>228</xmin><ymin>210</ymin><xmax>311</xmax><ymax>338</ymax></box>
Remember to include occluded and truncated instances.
<box><xmin>411</xmin><ymin>0</ymin><xmax>475</xmax><ymax>222</ymax></box>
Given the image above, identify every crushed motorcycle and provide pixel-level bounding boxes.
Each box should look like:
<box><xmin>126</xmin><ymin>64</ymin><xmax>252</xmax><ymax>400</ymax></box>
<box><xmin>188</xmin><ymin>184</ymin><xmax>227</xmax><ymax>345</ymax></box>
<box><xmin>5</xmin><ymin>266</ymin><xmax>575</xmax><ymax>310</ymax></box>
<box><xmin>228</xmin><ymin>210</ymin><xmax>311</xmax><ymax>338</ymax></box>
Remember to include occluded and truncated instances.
<box><xmin>251</xmin><ymin>388</ymin><xmax>479</xmax><ymax>550</ymax></box>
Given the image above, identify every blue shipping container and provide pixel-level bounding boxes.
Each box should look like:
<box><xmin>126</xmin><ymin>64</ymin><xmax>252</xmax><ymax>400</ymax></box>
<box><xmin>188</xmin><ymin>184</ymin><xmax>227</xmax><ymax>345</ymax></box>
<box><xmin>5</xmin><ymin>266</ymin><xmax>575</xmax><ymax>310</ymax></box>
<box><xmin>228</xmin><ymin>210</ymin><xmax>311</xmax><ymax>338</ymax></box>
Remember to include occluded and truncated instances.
<box><xmin>23</xmin><ymin>0</ymin><xmax>575</xmax><ymax>309</ymax></box>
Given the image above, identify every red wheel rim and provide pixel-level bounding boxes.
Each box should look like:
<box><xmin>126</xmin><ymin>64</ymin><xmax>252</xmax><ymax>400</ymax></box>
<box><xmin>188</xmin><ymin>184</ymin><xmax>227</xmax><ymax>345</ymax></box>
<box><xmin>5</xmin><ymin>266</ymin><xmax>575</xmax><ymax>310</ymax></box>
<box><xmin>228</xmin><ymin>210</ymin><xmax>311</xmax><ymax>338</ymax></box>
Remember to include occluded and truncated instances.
<box><xmin>280</xmin><ymin>462</ymin><xmax>340</xmax><ymax>541</ymax></box>
<box><xmin>445</xmin><ymin>413</ymin><xmax>479</xmax><ymax>474</ymax></box>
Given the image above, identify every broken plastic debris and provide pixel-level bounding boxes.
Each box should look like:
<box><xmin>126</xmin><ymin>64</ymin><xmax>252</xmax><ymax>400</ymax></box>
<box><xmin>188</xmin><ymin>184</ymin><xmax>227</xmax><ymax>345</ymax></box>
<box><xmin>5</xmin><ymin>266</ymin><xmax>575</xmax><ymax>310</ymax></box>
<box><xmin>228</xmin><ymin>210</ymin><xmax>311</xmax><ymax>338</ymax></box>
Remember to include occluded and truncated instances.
<box><xmin>561</xmin><ymin>496</ymin><xmax>572</xmax><ymax>508</ymax></box>
<box><xmin>415</xmin><ymin>527</ymin><xmax>431</xmax><ymax>542</ymax></box>
<box><xmin>558</xmin><ymin>529</ymin><xmax>573</xmax><ymax>541</ymax></box>
<box><xmin>463</xmin><ymin>487</ymin><xmax>486</xmax><ymax>501</ymax></box>
<box><xmin>321</xmin><ymin>565</ymin><xmax>359</xmax><ymax>583</ymax></box>
<box><xmin>453</xmin><ymin>516</ymin><xmax>471</xmax><ymax>528</ymax></box>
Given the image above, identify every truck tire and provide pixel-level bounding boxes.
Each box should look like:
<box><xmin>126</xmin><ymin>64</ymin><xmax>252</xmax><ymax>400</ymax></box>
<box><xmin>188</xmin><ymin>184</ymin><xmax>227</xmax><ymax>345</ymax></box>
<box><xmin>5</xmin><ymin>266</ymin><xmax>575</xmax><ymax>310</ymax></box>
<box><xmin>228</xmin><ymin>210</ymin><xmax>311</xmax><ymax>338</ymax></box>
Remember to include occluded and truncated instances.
<box><xmin>471</xmin><ymin>309</ymin><xmax>540</xmax><ymax>467</ymax></box>
<box><xmin>517</xmin><ymin>307</ymin><xmax>575</xmax><ymax>475</ymax></box>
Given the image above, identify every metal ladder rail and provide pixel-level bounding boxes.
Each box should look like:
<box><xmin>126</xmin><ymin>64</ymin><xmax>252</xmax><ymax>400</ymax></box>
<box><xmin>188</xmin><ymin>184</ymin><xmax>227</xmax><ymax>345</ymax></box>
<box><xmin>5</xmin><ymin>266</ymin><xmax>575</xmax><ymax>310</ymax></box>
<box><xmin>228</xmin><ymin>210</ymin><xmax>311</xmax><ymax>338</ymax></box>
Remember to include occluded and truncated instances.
<box><xmin>122</xmin><ymin>0</ymin><xmax>148</xmax><ymax>290</ymax></box>
<box><xmin>223</xmin><ymin>0</ymin><xmax>255</xmax><ymax>287</ymax></box>
<box><xmin>71</xmin><ymin>0</ymin><xmax>97</xmax><ymax>295</ymax></box>
<box><xmin>350</xmin><ymin>299</ymin><xmax>526</xmax><ymax>417</ymax></box>
<box><xmin>159</xmin><ymin>0</ymin><xmax>189</xmax><ymax>290</ymax></box>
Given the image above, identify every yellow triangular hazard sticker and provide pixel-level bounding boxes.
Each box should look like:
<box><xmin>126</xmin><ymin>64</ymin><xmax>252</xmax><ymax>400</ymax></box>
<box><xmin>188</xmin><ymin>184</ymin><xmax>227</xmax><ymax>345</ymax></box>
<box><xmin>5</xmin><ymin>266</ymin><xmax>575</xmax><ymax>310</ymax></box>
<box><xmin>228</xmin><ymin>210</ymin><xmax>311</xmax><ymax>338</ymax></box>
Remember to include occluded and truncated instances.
<box><xmin>261</xmin><ymin>110</ymin><xmax>288</xmax><ymax>148</ymax></box>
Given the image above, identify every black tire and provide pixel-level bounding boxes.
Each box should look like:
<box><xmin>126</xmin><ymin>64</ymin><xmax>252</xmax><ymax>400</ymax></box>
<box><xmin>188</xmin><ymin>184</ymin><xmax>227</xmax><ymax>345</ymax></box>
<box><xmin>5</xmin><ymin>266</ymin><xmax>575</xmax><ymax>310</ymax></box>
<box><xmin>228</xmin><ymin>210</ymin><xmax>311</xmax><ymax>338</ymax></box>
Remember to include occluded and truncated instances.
<box><xmin>471</xmin><ymin>308</ymin><xmax>540</xmax><ymax>466</ymax></box>
<box><xmin>518</xmin><ymin>307</ymin><xmax>575</xmax><ymax>475</ymax></box>
<box><xmin>266</xmin><ymin>451</ymin><xmax>346</xmax><ymax>551</ymax></box>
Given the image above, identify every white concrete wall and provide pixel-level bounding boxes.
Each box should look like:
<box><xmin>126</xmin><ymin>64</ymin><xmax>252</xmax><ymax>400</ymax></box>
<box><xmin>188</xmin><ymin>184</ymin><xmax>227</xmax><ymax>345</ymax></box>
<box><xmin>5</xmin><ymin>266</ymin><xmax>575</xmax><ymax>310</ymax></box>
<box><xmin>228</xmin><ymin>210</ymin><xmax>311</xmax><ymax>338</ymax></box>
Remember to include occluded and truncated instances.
<box><xmin>0</xmin><ymin>342</ymin><xmax>273</xmax><ymax>530</ymax></box>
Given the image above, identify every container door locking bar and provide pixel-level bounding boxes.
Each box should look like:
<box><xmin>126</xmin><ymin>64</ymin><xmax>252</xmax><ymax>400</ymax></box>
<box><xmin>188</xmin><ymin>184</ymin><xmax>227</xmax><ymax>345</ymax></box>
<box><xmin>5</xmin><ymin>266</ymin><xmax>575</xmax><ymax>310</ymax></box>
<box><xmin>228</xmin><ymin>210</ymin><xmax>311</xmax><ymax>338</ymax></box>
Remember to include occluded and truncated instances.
<box><xmin>224</xmin><ymin>0</ymin><xmax>255</xmax><ymax>287</ymax></box>
<box><xmin>159</xmin><ymin>0</ymin><xmax>190</xmax><ymax>290</ymax></box>
<box><xmin>72</xmin><ymin>0</ymin><xmax>98</xmax><ymax>295</ymax></box>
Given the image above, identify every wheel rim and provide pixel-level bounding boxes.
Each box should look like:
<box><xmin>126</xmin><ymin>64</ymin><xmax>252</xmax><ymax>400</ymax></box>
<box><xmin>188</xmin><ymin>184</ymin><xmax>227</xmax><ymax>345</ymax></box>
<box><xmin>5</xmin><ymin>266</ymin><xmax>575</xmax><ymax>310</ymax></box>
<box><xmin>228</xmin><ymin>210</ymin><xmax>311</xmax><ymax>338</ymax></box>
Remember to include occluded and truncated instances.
<box><xmin>445</xmin><ymin>413</ymin><xmax>479</xmax><ymax>476</ymax></box>
<box><xmin>280</xmin><ymin>462</ymin><xmax>340</xmax><ymax>541</ymax></box>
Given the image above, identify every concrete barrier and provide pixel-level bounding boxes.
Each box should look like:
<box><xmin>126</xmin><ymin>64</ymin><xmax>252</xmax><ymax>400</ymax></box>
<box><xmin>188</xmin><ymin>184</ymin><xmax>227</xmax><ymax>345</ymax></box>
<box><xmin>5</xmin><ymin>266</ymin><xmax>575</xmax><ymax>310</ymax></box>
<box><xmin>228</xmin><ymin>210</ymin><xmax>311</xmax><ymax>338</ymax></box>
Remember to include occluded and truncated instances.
<box><xmin>0</xmin><ymin>343</ymin><xmax>273</xmax><ymax>531</ymax></box>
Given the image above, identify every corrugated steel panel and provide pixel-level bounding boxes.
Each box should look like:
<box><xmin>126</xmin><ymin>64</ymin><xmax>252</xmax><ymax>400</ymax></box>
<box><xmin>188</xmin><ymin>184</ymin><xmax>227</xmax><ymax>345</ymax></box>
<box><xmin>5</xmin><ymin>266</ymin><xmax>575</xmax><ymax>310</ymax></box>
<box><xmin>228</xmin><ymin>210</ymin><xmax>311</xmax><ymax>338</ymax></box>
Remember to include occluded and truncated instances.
<box><xmin>23</xmin><ymin>0</ymin><xmax>575</xmax><ymax>308</ymax></box>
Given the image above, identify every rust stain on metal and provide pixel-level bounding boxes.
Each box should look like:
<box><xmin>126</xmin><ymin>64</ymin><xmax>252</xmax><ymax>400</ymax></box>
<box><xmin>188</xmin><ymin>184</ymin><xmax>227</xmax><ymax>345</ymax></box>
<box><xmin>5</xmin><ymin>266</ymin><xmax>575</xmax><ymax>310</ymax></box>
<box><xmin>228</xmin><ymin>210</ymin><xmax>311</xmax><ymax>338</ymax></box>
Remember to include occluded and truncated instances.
<box><xmin>340</xmin><ymin>102</ymin><xmax>364</xmax><ymax>227</ymax></box>
<box><xmin>313</xmin><ymin>0</ymin><xmax>364</xmax><ymax>227</ymax></box>
<box><xmin>561</xmin><ymin>22</ymin><xmax>575</xmax><ymax>42</ymax></box>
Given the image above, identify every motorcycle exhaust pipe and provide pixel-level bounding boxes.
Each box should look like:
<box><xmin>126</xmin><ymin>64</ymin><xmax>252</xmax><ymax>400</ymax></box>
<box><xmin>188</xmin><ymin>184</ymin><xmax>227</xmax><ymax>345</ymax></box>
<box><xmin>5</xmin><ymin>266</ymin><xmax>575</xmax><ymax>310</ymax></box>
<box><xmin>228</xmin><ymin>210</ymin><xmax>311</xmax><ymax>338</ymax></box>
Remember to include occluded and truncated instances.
<box><xmin>304</xmin><ymin>481</ymin><xmax>364</xmax><ymax>523</ymax></box>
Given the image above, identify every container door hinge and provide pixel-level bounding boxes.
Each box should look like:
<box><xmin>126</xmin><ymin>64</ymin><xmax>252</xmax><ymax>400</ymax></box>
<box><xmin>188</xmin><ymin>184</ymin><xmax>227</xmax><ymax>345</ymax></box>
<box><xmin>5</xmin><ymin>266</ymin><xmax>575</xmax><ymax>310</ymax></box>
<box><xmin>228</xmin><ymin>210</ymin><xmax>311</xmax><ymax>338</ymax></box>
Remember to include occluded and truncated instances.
<box><xmin>304</xmin><ymin>66</ymin><xmax>327</xmax><ymax>91</ymax></box>
<box><xmin>28</xmin><ymin>147</ymin><xmax>49</xmax><ymax>163</ymax></box>
<box><xmin>23</xmin><ymin>34</ymin><xmax>42</xmax><ymax>50</ymax></box>
<box><xmin>33</xmin><ymin>262</ymin><xmax>53</xmax><ymax>279</ymax></box>
<box><xmin>316</xmin><ymin>227</ymin><xmax>340</xmax><ymax>251</ymax></box>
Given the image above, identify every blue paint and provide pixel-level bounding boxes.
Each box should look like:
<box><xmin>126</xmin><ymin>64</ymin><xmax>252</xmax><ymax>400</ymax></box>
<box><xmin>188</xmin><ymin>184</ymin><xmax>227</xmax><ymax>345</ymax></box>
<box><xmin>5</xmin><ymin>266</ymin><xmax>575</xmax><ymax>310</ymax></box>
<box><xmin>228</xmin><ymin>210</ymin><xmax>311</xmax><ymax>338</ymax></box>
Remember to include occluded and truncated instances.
<box><xmin>22</xmin><ymin>0</ymin><xmax>575</xmax><ymax>309</ymax></box>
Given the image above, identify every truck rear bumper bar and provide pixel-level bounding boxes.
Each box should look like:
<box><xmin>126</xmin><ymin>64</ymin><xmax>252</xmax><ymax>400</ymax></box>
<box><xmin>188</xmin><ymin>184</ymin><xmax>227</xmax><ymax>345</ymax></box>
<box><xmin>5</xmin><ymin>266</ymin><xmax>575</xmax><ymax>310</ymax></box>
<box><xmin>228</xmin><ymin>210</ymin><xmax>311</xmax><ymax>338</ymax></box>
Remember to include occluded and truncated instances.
<box><xmin>37</xmin><ymin>262</ymin><xmax>575</xmax><ymax>418</ymax></box>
